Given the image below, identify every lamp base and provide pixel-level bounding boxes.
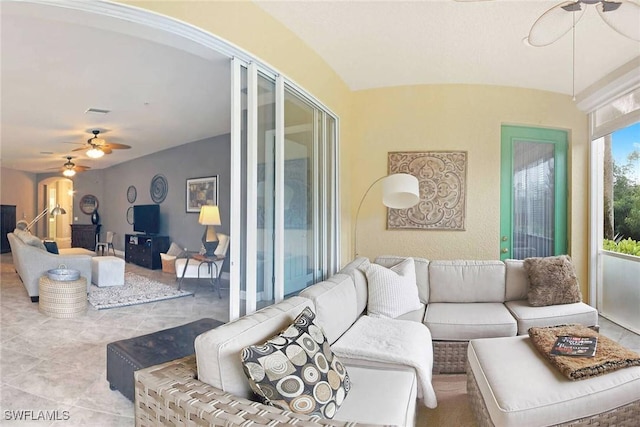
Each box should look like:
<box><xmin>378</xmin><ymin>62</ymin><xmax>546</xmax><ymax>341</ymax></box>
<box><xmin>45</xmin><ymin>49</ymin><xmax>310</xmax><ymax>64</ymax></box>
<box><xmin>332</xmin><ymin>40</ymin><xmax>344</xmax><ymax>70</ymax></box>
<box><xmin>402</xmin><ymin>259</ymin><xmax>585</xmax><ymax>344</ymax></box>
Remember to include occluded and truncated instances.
<box><xmin>202</xmin><ymin>240</ymin><xmax>219</xmax><ymax>257</ymax></box>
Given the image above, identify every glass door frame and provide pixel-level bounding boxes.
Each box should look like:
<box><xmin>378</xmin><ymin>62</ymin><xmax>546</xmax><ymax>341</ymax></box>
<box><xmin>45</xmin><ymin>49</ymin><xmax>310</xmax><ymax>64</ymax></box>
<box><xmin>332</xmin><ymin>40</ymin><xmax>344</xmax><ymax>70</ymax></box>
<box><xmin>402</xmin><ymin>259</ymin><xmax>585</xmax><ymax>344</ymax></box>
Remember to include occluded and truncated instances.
<box><xmin>230</xmin><ymin>59</ymin><xmax>340</xmax><ymax>320</ymax></box>
<box><xmin>500</xmin><ymin>125</ymin><xmax>568</xmax><ymax>260</ymax></box>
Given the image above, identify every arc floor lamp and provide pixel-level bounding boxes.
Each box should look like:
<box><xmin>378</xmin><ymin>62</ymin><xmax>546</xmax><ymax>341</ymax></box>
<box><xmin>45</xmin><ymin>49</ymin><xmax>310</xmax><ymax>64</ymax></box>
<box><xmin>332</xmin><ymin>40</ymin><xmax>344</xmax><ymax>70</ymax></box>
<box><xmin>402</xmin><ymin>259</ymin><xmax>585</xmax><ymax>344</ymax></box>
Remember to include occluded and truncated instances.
<box><xmin>354</xmin><ymin>173</ymin><xmax>420</xmax><ymax>257</ymax></box>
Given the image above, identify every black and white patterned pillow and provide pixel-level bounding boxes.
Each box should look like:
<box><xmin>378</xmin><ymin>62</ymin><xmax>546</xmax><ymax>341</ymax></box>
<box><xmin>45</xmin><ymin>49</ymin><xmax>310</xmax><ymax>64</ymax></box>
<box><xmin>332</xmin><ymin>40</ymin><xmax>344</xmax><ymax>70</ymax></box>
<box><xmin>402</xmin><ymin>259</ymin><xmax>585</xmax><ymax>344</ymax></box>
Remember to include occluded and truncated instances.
<box><xmin>241</xmin><ymin>307</ymin><xmax>350</xmax><ymax>418</ymax></box>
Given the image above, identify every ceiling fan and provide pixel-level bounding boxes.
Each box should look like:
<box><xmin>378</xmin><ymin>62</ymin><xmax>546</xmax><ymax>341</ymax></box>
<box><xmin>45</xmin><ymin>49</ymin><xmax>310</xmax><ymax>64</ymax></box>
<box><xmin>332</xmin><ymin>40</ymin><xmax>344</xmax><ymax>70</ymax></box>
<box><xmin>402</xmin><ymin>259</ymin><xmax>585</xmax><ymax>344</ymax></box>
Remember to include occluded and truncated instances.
<box><xmin>455</xmin><ymin>0</ymin><xmax>640</xmax><ymax>46</ymax></box>
<box><xmin>48</xmin><ymin>156</ymin><xmax>90</xmax><ymax>177</ymax></box>
<box><xmin>72</xmin><ymin>130</ymin><xmax>131</xmax><ymax>158</ymax></box>
<box><xmin>528</xmin><ymin>0</ymin><xmax>640</xmax><ymax>46</ymax></box>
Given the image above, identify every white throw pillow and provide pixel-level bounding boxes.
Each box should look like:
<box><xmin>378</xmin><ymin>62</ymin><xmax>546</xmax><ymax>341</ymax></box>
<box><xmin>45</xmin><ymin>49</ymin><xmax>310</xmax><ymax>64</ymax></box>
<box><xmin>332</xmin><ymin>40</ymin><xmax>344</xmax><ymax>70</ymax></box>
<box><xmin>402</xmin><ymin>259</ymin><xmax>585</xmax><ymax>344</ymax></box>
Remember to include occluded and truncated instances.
<box><xmin>364</xmin><ymin>258</ymin><xmax>421</xmax><ymax>318</ymax></box>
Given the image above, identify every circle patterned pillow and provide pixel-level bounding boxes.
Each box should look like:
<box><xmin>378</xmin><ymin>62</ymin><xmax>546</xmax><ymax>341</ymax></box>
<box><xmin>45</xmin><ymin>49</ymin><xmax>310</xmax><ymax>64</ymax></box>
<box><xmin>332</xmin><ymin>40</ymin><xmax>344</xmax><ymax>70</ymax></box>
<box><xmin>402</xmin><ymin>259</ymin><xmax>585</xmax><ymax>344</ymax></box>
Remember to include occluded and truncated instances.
<box><xmin>241</xmin><ymin>307</ymin><xmax>350</xmax><ymax>418</ymax></box>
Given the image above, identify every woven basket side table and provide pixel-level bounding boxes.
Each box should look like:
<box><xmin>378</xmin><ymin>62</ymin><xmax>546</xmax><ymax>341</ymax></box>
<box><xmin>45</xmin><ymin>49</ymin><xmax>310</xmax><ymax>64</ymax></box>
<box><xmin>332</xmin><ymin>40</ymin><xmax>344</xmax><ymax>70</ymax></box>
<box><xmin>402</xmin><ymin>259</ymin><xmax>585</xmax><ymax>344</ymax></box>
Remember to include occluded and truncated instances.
<box><xmin>38</xmin><ymin>276</ymin><xmax>87</xmax><ymax>318</ymax></box>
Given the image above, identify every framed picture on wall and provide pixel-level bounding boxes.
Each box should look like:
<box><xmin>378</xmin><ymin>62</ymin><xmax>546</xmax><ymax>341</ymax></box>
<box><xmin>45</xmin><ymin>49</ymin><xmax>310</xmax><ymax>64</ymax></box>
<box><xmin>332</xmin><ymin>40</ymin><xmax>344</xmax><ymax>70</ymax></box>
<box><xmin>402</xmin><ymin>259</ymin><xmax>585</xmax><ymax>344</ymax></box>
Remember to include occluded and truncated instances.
<box><xmin>186</xmin><ymin>176</ymin><xmax>218</xmax><ymax>213</ymax></box>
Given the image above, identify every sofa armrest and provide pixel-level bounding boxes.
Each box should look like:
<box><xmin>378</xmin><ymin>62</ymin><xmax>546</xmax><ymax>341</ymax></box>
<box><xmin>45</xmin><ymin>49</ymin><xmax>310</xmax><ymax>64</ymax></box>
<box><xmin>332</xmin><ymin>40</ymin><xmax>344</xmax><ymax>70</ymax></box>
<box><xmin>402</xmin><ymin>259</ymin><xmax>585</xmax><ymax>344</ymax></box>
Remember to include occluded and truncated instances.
<box><xmin>13</xmin><ymin>242</ymin><xmax>93</xmax><ymax>297</ymax></box>
<box><xmin>134</xmin><ymin>355</ymin><xmax>362</xmax><ymax>426</ymax></box>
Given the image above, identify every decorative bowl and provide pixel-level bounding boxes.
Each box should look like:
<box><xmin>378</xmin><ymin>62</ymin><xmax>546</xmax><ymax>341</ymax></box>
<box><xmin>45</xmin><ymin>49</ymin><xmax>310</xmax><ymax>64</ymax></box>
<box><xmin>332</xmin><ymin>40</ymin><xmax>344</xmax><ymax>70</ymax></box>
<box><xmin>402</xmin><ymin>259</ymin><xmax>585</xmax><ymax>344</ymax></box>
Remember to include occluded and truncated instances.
<box><xmin>47</xmin><ymin>267</ymin><xmax>80</xmax><ymax>282</ymax></box>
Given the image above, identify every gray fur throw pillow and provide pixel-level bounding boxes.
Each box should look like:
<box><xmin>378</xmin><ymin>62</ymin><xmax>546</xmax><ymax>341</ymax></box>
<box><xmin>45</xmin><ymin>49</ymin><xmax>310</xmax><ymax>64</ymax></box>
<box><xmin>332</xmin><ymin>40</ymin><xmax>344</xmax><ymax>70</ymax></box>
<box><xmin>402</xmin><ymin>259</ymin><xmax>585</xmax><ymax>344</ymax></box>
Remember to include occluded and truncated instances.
<box><xmin>524</xmin><ymin>255</ymin><xmax>582</xmax><ymax>307</ymax></box>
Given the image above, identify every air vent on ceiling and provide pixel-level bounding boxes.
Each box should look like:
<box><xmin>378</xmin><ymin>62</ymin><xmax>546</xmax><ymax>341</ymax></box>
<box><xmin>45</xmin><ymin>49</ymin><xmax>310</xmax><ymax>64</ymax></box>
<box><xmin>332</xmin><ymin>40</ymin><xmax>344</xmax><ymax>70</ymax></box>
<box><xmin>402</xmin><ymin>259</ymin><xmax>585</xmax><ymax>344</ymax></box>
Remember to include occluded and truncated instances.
<box><xmin>85</xmin><ymin>108</ymin><xmax>110</xmax><ymax>114</ymax></box>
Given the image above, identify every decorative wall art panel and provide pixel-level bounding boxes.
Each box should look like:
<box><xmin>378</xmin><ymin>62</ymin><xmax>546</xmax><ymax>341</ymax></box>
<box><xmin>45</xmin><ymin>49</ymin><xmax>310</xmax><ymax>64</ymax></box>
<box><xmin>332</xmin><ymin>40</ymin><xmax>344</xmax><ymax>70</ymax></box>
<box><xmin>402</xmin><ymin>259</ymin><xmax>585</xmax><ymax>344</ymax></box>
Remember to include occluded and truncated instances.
<box><xmin>388</xmin><ymin>151</ymin><xmax>467</xmax><ymax>230</ymax></box>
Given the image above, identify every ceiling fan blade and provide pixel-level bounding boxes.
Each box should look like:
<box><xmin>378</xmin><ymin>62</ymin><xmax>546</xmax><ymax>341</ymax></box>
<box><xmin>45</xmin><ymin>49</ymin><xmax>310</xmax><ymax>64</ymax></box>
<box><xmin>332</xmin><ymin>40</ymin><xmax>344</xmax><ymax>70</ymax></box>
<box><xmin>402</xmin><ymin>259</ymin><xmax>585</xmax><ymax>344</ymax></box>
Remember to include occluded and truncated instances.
<box><xmin>104</xmin><ymin>143</ymin><xmax>131</xmax><ymax>150</ymax></box>
<box><xmin>74</xmin><ymin>165</ymin><xmax>91</xmax><ymax>171</ymax></box>
<box><xmin>596</xmin><ymin>0</ymin><xmax>640</xmax><ymax>42</ymax></box>
<box><xmin>528</xmin><ymin>1</ymin><xmax>586</xmax><ymax>47</ymax></box>
<box><xmin>101</xmin><ymin>147</ymin><xmax>113</xmax><ymax>155</ymax></box>
<box><xmin>71</xmin><ymin>146</ymin><xmax>87</xmax><ymax>152</ymax></box>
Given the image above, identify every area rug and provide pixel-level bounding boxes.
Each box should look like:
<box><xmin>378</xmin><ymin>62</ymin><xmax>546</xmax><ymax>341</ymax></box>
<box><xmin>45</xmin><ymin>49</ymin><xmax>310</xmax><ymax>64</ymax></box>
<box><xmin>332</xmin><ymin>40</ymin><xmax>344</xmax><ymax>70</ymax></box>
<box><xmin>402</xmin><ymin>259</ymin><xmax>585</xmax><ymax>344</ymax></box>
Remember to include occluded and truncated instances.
<box><xmin>89</xmin><ymin>272</ymin><xmax>193</xmax><ymax>310</ymax></box>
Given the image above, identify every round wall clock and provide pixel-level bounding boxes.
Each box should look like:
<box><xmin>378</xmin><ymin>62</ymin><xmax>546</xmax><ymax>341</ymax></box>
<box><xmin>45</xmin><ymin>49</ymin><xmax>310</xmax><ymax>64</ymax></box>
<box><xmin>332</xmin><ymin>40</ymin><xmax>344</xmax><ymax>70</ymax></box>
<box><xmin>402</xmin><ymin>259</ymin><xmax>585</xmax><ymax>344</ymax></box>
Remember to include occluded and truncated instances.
<box><xmin>127</xmin><ymin>185</ymin><xmax>137</xmax><ymax>203</ymax></box>
<box><xmin>150</xmin><ymin>174</ymin><xmax>168</xmax><ymax>203</ymax></box>
<box><xmin>126</xmin><ymin>206</ymin><xmax>134</xmax><ymax>225</ymax></box>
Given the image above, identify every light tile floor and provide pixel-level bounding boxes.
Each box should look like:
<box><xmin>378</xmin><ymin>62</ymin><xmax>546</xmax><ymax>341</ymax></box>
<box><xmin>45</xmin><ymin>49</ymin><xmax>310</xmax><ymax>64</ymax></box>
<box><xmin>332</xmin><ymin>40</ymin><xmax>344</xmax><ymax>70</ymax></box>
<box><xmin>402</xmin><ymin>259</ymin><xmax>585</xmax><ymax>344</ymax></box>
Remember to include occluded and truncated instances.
<box><xmin>0</xmin><ymin>252</ymin><xmax>228</xmax><ymax>426</ymax></box>
<box><xmin>1</xmin><ymin>252</ymin><xmax>639</xmax><ymax>426</ymax></box>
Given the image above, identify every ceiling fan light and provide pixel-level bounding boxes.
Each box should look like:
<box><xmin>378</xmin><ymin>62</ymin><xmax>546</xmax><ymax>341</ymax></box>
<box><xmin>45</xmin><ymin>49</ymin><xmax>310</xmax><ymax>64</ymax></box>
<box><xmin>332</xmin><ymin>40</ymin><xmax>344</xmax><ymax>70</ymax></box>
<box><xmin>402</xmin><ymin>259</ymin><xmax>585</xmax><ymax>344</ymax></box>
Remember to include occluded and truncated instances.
<box><xmin>86</xmin><ymin>147</ymin><xmax>104</xmax><ymax>158</ymax></box>
<box><xmin>62</xmin><ymin>168</ymin><xmax>76</xmax><ymax>177</ymax></box>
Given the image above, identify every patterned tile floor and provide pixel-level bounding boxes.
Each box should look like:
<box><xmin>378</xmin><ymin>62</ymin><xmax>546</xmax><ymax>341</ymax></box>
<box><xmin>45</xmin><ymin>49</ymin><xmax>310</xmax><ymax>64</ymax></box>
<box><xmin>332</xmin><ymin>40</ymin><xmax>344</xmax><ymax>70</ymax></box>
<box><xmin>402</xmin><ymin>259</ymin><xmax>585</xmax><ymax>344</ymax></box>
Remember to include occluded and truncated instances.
<box><xmin>1</xmin><ymin>252</ymin><xmax>639</xmax><ymax>426</ymax></box>
<box><xmin>0</xmin><ymin>252</ymin><xmax>228</xmax><ymax>426</ymax></box>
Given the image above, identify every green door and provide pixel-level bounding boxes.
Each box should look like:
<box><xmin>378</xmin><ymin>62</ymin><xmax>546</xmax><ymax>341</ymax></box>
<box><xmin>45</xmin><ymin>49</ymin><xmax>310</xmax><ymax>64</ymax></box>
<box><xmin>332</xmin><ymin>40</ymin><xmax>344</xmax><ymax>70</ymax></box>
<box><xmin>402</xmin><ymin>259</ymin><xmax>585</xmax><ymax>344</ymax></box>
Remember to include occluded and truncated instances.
<box><xmin>500</xmin><ymin>125</ymin><xmax>568</xmax><ymax>260</ymax></box>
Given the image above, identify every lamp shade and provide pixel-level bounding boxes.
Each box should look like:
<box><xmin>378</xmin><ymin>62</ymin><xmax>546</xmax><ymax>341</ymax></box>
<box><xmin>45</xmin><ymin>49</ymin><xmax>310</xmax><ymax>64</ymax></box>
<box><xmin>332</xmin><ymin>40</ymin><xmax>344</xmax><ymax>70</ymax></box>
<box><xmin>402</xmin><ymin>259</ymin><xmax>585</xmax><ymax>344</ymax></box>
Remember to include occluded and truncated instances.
<box><xmin>382</xmin><ymin>173</ymin><xmax>420</xmax><ymax>209</ymax></box>
<box><xmin>51</xmin><ymin>204</ymin><xmax>66</xmax><ymax>215</ymax></box>
<box><xmin>199</xmin><ymin>205</ymin><xmax>221</xmax><ymax>225</ymax></box>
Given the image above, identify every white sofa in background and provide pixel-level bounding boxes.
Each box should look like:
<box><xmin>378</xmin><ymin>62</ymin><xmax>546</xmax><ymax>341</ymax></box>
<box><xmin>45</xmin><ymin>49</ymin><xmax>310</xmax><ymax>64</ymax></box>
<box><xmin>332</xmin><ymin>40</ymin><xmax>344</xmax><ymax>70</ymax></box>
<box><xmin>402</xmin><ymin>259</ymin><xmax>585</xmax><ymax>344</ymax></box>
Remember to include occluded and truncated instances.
<box><xmin>7</xmin><ymin>232</ymin><xmax>94</xmax><ymax>302</ymax></box>
<box><xmin>375</xmin><ymin>256</ymin><xmax>599</xmax><ymax>373</ymax></box>
<box><xmin>134</xmin><ymin>255</ymin><xmax>598</xmax><ymax>426</ymax></box>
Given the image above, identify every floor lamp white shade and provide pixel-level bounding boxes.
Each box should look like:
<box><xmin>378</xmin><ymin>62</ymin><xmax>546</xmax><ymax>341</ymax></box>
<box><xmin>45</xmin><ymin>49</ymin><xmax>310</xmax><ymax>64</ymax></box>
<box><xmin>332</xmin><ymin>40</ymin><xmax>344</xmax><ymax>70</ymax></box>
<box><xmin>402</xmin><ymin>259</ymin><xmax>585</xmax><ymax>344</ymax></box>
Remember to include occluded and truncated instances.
<box><xmin>354</xmin><ymin>173</ymin><xmax>420</xmax><ymax>257</ymax></box>
<box><xmin>382</xmin><ymin>173</ymin><xmax>420</xmax><ymax>209</ymax></box>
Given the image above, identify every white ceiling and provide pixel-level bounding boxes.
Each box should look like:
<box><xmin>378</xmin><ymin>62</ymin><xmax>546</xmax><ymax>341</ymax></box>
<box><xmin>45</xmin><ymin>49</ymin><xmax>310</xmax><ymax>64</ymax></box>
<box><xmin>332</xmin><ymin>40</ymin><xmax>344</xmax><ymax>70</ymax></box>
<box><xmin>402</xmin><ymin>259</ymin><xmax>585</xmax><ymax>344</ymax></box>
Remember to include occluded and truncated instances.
<box><xmin>1</xmin><ymin>1</ymin><xmax>231</xmax><ymax>173</ymax></box>
<box><xmin>1</xmin><ymin>0</ymin><xmax>639</xmax><ymax>174</ymax></box>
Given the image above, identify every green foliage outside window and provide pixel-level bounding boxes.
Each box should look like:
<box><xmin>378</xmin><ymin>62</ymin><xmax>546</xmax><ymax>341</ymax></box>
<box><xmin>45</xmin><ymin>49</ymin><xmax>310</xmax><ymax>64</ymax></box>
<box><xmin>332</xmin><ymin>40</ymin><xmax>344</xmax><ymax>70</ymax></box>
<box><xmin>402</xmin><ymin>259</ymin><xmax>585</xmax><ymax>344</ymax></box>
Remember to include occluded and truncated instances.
<box><xmin>603</xmin><ymin>238</ymin><xmax>640</xmax><ymax>257</ymax></box>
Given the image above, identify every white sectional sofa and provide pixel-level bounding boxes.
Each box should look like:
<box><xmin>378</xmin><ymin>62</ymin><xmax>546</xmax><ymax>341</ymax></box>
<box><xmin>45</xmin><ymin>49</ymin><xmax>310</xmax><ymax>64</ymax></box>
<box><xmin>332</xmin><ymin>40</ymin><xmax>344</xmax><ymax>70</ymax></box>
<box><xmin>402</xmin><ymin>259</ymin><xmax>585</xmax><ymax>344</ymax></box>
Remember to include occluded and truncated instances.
<box><xmin>7</xmin><ymin>231</ymin><xmax>94</xmax><ymax>302</ymax></box>
<box><xmin>376</xmin><ymin>256</ymin><xmax>598</xmax><ymax>373</ymax></box>
<box><xmin>134</xmin><ymin>255</ymin><xmax>598</xmax><ymax>426</ymax></box>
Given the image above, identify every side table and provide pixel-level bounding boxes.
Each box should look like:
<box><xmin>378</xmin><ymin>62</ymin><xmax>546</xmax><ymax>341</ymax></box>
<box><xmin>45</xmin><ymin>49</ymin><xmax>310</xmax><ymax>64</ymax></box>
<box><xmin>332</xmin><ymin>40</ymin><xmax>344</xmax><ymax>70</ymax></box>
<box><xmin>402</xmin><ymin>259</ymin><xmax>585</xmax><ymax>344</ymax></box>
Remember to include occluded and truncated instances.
<box><xmin>38</xmin><ymin>276</ymin><xmax>87</xmax><ymax>318</ymax></box>
<box><xmin>178</xmin><ymin>253</ymin><xmax>224</xmax><ymax>298</ymax></box>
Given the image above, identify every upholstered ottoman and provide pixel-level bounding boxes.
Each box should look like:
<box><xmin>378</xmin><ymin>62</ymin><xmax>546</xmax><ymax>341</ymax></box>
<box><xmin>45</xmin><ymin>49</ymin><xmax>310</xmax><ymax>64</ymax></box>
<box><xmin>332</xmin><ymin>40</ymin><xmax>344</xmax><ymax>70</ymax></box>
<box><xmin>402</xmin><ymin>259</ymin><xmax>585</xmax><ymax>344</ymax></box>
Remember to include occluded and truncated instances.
<box><xmin>467</xmin><ymin>336</ymin><xmax>640</xmax><ymax>426</ymax></box>
<box><xmin>91</xmin><ymin>256</ymin><xmax>125</xmax><ymax>287</ymax></box>
<box><xmin>106</xmin><ymin>318</ymin><xmax>223</xmax><ymax>401</ymax></box>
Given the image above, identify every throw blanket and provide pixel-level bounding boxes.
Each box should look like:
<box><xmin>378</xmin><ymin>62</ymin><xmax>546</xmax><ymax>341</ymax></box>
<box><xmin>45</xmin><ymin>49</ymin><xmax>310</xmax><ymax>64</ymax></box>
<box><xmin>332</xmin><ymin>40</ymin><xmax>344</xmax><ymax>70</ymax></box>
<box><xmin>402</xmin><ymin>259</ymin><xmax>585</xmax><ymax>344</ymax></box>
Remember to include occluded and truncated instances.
<box><xmin>528</xmin><ymin>324</ymin><xmax>640</xmax><ymax>380</ymax></box>
<box><xmin>330</xmin><ymin>316</ymin><xmax>438</xmax><ymax>408</ymax></box>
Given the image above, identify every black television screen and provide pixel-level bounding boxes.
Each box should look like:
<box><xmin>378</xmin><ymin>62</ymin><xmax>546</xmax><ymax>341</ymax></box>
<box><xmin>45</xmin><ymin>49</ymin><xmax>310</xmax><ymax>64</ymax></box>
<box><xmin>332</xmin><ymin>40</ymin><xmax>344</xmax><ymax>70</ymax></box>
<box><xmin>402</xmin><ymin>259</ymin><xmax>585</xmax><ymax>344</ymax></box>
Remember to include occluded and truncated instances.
<box><xmin>133</xmin><ymin>204</ymin><xmax>160</xmax><ymax>234</ymax></box>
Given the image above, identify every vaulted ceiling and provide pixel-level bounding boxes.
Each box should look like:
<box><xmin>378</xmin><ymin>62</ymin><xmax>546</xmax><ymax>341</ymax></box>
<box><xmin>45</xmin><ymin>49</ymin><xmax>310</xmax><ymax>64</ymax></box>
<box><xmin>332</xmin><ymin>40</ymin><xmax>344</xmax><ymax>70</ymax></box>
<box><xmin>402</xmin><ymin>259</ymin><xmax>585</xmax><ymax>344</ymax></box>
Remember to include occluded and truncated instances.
<box><xmin>1</xmin><ymin>0</ymin><xmax>638</xmax><ymax>173</ymax></box>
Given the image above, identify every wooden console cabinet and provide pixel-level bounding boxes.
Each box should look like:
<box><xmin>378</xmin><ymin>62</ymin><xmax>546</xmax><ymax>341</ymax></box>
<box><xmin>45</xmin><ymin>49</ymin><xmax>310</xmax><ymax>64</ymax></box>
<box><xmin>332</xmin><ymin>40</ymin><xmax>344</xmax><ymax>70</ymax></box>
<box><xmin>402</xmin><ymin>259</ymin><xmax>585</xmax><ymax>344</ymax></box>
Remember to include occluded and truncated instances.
<box><xmin>125</xmin><ymin>234</ymin><xmax>170</xmax><ymax>270</ymax></box>
<box><xmin>71</xmin><ymin>224</ymin><xmax>100</xmax><ymax>251</ymax></box>
<box><xmin>1</xmin><ymin>205</ymin><xmax>16</xmax><ymax>253</ymax></box>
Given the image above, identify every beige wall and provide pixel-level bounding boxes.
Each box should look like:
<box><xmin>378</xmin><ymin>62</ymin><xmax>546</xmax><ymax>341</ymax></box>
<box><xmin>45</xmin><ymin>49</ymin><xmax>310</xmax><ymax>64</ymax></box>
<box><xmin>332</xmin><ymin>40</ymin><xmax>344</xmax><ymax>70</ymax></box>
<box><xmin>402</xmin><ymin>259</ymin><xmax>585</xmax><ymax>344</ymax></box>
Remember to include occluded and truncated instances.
<box><xmin>123</xmin><ymin>2</ymin><xmax>591</xmax><ymax>300</ymax></box>
<box><xmin>0</xmin><ymin>167</ymin><xmax>37</xmax><ymax>223</ymax></box>
<box><xmin>124</xmin><ymin>0</ymin><xmax>356</xmax><ymax>262</ymax></box>
<box><xmin>351</xmin><ymin>85</ymin><xmax>589</xmax><ymax>298</ymax></box>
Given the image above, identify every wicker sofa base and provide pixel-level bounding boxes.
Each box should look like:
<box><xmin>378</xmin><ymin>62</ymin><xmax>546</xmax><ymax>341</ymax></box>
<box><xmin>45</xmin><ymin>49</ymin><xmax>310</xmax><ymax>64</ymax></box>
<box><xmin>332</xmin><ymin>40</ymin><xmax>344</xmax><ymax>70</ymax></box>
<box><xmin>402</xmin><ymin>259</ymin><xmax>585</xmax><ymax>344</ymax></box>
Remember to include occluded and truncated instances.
<box><xmin>433</xmin><ymin>340</ymin><xmax>469</xmax><ymax>374</ymax></box>
<box><xmin>134</xmin><ymin>355</ymin><xmax>374</xmax><ymax>427</ymax></box>
<box><xmin>466</xmin><ymin>361</ymin><xmax>640</xmax><ymax>426</ymax></box>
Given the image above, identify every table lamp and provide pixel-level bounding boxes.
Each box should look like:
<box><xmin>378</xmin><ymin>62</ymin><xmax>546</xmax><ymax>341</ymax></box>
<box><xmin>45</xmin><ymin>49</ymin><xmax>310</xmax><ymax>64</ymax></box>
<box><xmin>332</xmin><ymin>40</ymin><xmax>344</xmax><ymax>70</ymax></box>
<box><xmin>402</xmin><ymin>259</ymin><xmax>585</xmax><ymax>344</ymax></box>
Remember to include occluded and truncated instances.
<box><xmin>199</xmin><ymin>205</ymin><xmax>221</xmax><ymax>256</ymax></box>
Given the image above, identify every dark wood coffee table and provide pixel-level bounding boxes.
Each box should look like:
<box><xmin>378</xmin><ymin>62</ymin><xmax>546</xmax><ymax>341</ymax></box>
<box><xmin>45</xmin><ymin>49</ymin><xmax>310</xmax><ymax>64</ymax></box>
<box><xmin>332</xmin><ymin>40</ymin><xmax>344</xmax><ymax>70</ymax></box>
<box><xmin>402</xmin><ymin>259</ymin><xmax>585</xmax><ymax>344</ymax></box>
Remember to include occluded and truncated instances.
<box><xmin>106</xmin><ymin>318</ymin><xmax>223</xmax><ymax>401</ymax></box>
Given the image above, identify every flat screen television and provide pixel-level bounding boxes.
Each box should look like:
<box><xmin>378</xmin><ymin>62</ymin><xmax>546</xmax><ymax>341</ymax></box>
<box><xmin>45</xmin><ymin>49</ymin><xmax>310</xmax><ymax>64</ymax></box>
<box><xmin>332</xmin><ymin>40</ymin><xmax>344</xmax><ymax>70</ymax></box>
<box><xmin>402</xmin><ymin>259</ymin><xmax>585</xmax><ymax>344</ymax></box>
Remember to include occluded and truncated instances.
<box><xmin>133</xmin><ymin>204</ymin><xmax>160</xmax><ymax>235</ymax></box>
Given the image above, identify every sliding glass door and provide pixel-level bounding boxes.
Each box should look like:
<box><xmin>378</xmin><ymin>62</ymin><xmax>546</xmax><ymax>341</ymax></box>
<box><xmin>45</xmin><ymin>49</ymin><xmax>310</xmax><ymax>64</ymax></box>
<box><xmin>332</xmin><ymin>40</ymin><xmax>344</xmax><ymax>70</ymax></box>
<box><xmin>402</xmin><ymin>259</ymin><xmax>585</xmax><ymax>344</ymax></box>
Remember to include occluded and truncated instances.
<box><xmin>229</xmin><ymin>59</ymin><xmax>339</xmax><ymax>319</ymax></box>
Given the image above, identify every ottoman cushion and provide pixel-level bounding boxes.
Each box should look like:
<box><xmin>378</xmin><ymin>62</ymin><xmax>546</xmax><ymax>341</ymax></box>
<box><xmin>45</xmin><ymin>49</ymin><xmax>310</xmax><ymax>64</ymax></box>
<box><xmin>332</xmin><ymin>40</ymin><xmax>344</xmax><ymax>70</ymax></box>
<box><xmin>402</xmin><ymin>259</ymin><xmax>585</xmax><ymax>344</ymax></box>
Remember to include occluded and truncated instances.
<box><xmin>91</xmin><ymin>256</ymin><xmax>125</xmax><ymax>287</ymax></box>
<box><xmin>107</xmin><ymin>318</ymin><xmax>223</xmax><ymax>401</ymax></box>
<box><xmin>467</xmin><ymin>335</ymin><xmax>640</xmax><ymax>427</ymax></box>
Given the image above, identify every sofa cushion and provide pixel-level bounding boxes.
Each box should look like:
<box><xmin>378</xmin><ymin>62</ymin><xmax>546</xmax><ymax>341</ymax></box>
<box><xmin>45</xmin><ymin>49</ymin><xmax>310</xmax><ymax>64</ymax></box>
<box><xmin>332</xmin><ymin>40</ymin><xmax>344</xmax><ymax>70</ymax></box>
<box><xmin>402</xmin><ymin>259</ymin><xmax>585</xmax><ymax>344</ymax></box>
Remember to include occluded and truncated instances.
<box><xmin>505</xmin><ymin>259</ymin><xmax>528</xmax><ymax>301</ymax></box>
<box><xmin>240</xmin><ymin>307</ymin><xmax>350</xmax><ymax>418</ymax></box>
<box><xmin>334</xmin><ymin>364</ymin><xmax>417</xmax><ymax>425</ymax></box>
<box><xmin>364</xmin><ymin>258</ymin><xmax>422</xmax><ymax>319</ymax></box>
<box><xmin>299</xmin><ymin>273</ymin><xmax>359</xmax><ymax>345</ymax></box>
<box><xmin>43</xmin><ymin>240</ymin><xmax>59</xmax><ymax>254</ymax></box>
<box><xmin>425</xmin><ymin>302</ymin><xmax>517</xmax><ymax>340</ymax></box>
<box><xmin>524</xmin><ymin>255</ymin><xmax>582</xmax><ymax>306</ymax></box>
<box><xmin>195</xmin><ymin>296</ymin><xmax>314</xmax><ymax>399</ymax></box>
<box><xmin>429</xmin><ymin>260</ymin><xmax>506</xmax><ymax>303</ymax></box>
<box><xmin>15</xmin><ymin>229</ymin><xmax>46</xmax><ymax>251</ymax></box>
<box><xmin>337</xmin><ymin>257</ymin><xmax>369</xmax><ymax>316</ymax></box>
<box><xmin>375</xmin><ymin>255</ymin><xmax>430</xmax><ymax>304</ymax></box>
<box><xmin>504</xmin><ymin>300</ymin><xmax>598</xmax><ymax>335</ymax></box>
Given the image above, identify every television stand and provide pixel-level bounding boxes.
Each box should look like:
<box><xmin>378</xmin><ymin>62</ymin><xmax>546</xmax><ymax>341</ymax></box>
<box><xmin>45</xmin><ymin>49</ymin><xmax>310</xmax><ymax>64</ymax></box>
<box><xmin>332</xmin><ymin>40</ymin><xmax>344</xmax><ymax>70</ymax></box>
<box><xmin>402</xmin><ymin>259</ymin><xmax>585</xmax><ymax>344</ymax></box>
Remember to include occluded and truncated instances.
<box><xmin>125</xmin><ymin>234</ymin><xmax>170</xmax><ymax>270</ymax></box>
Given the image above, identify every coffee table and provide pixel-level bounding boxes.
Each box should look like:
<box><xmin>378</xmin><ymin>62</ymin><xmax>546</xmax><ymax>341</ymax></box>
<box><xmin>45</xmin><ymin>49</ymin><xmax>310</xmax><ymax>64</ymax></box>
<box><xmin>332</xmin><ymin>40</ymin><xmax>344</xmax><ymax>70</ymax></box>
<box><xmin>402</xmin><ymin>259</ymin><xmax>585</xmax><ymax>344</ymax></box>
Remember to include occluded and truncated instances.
<box><xmin>106</xmin><ymin>318</ymin><xmax>223</xmax><ymax>401</ymax></box>
<box><xmin>467</xmin><ymin>335</ymin><xmax>640</xmax><ymax>426</ymax></box>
